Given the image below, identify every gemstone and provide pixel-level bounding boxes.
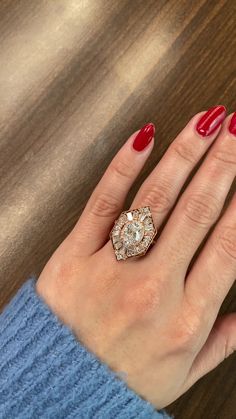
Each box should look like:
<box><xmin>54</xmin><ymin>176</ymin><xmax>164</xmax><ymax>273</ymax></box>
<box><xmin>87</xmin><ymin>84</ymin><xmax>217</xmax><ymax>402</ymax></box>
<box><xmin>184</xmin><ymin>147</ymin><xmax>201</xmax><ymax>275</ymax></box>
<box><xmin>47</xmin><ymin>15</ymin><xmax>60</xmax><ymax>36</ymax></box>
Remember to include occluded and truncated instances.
<box><xmin>132</xmin><ymin>210</ymin><xmax>139</xmax><ymax>219</ymax></box>
<box><xmin>119</xmin><ymin>214</ymin><xmax>127</xmax><ymax>223</ymax></box>
<box><xmin>114</xmin><ymin>241</ymin><xmax>123</xmax><ymax>250</ymax></box>
<box><xmin>126</xmin><ymin>212</ymin><xmax>133</xmax><ymax>221</ymax></box>
<box><xmin>112</xmin><ymin>234</ymin><xmax>120</xmax><ymax>243</ymax></box>
<box><xmin>116</xmin><ymin>252</ymin><xmax>125</xmax><ymax>260</ymax></box>
<box><xmin>136</xmin><ymin>244</ymin><xmax>143</xmax><ymax>253</ymax></box>
<box><xmin>143</xmin><ymin>236</ymin><xmax>152</xmax><ymax>245</ymax></box>
<box><xmin>143</xmin><ymin>206</ymin><xmax>151</xmax><ymax>214</ymax></box>
<box><xmin>140</xmin><ymin>213</ymin><xmax>147</xmax><ymax>222</ymax></box>
<box><xmin>126</xmin><ymin>249</ymin><xmax>133</xmax><ymax>256</ymax></box>
<box><xmin>113</xmin><ymin>225</ymin><xmax>120</xmax><ymax>234</ymax></box>
<box><xmin>115</xmin><ymin>247</ymin><xmax>126</xmax><ymax>260</ymax></box>
<box><xmin>122</xmin><ymin>221</ymin><xmax>145</xmax><ymax>247</ymax></box>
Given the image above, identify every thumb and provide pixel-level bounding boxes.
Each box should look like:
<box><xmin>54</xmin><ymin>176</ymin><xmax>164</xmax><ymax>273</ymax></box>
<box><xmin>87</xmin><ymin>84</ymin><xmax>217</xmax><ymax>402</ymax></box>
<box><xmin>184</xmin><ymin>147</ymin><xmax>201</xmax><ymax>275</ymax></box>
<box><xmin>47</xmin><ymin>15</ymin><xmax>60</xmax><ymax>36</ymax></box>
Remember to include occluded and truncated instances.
<box><xmin>183</xmin><ymin>313</ymin><xmax>236</xmax><ymax>391</ymax></box>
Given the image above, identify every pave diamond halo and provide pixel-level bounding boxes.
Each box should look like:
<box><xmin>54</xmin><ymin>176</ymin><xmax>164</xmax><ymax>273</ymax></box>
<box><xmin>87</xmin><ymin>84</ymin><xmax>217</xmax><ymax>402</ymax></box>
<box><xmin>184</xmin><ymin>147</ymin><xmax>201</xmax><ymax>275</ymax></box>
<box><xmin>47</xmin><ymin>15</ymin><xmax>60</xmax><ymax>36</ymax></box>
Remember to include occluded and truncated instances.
<box><xmin>110</xmin><ymin>206</ymin><xmax>157</xmax><ymax>260</ymax></box>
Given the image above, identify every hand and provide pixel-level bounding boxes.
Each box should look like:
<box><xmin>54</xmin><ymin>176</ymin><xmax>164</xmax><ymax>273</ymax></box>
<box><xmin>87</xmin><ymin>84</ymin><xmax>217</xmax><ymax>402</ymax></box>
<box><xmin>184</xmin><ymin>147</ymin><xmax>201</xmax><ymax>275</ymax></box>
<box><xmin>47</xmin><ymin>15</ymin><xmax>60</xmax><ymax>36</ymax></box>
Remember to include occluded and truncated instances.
<box><xmin>36</xmin><ymin>106</ymin><xmax>236</xmax><ymax>409</ymax></box>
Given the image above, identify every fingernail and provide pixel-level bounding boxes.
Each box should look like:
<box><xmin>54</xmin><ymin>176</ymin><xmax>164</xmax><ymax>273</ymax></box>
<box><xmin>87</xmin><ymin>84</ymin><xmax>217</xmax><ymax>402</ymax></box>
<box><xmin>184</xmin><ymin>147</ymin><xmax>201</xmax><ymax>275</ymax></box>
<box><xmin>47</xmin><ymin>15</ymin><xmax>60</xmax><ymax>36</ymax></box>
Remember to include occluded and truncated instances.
<box><xmin>132</xmin><ymin>123</ymin><xmax>155</xmax><ymax>151</ymax></box>
<box><xmin>196</xmin><ymin>105</ymin><xmax>226</xmax><ymax>137</ymax></box>
<box><xmin>228</xmin><ymin>112</ymin><xmax>236</xmax><ymax>136</ymax></box>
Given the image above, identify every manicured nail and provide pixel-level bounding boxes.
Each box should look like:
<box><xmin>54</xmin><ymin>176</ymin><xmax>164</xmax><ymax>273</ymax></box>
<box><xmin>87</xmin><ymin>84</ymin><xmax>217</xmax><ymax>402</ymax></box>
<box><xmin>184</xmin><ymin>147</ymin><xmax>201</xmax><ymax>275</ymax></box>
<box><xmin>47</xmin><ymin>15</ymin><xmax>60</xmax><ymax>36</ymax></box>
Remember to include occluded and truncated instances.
<box><xmin>132</xmin><ymin>123</ymin><xmax>155</xmax><ymax>151</ymax></box>
<box><xmin>196</xmin><ymin>105</ymin><xmax>226</xmax><ymax>137</ymax></box>
<box><xmin>228</xmin><ymin>112</ymin><xmax>236</xmax><ymax>136</ymax></box>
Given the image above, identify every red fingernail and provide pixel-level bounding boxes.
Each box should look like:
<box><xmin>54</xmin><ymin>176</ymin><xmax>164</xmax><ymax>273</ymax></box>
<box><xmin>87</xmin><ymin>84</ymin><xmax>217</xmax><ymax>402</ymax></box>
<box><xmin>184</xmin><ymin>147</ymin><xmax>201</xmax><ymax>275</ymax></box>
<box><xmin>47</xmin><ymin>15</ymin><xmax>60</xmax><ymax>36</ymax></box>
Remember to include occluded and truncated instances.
<box><xmin>132</xmin><ymin>123</ymin><xmax>155</xmax><ymax>151</ymax></box>
<box><xmin>228</xmin><ymin>112</ymin><xmax>236</xmax><ymax>136</ymax></box>
<box><xmin>196</xmin><ymin>105</ymin><xmax>226</xmax><ymax>137</ymax></box>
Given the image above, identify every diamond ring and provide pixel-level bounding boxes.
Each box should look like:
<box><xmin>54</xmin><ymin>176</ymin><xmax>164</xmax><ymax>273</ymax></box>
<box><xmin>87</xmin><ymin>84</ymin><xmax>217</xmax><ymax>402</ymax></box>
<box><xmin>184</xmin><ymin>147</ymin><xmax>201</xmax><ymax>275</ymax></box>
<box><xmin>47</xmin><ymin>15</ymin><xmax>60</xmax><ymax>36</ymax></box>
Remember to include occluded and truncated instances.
<box><xmin>110</xmin><ymin>206</ymin><xmax>157</xmax><ymax>260</ymax></box>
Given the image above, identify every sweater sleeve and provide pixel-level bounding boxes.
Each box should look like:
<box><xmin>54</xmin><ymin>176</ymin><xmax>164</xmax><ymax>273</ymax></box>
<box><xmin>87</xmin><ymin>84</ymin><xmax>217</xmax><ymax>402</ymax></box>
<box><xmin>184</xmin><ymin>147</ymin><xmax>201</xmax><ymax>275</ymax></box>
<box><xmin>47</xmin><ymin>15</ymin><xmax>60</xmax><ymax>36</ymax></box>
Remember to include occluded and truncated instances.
<box><xmin>0</xmin><ymin>277</ymin><xmax>173</xmax><ymax>419</ymax></box>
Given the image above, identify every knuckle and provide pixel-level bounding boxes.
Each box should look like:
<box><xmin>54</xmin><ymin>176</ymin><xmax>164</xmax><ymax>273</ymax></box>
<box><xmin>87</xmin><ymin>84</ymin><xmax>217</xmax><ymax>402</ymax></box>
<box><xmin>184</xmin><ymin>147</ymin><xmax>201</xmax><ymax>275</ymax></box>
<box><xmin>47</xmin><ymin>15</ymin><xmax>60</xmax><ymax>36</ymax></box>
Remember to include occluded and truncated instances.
<box><xmin>215</xmin><ymin>226</ymin><xmax>236</xmax><ymax>261</ymax></box>
<box><xmin>211</xmin><ymin>148</ymin><xmax>236</xmax><ymax>168</ymax></box>
<box><xmin>173</xmin><ymin>330</ymin><xmax>196</xmax><ymax>354</ymax></box>
<box><xmin>141</xmin><ymin>182</ymin><xmax>173</xmax><ymax>215</ymax></box>
<box><xmin>110</xmin><ymin>158</ymin><xmax>136</xmax><ymax>180</ymax></box>
<box><xmin>169</xmin><ymin>322</ymin><xmax>197</xmax><ymax>355</ymax></box>
<box><xmin>183</xmin><ymin>193</ymin><xmax>219</xmax><ymax>227</ymax></box>
<box><xmin>171</xmin><ymin>141</ymin><xmax>197</xmax><ymax>165</ymax></box>
<box><xmin>123</xmin><ymin>277</ymin><xmax>161</xmax><ymax>319</ymax></box>
<box><xmin>91</xmin><ymin>192</ymin><xmax>120</xmax><ymax>218</ymax></box>
<box><xmin>173</xmin><ymin>305</ymin><xmax>202</xmax><ymax>353</ymax></box>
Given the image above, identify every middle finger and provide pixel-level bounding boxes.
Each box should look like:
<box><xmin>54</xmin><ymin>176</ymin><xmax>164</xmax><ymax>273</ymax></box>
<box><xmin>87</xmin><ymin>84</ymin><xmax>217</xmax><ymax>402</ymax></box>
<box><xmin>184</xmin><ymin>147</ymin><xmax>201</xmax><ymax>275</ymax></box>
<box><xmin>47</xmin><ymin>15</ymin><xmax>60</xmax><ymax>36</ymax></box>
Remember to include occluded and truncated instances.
<box><xmin>150</xmin><ymin>113</ymin><xmax>236</xmax><ymax>275</ymax></box>
<box><xmin>132</xmin><ymin>106</ymin><xmax>226</xmax><ymax>233</ymax></box>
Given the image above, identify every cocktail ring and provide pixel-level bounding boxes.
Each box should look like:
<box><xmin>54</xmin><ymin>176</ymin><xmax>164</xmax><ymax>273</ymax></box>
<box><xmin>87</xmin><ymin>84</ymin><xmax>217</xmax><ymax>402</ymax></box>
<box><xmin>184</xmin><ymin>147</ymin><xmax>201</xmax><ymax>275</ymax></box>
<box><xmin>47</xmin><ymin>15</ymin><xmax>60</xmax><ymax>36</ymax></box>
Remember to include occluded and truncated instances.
<box><xmin>110</xmin><ymin>206</ymin><xmax>157</xmax><ymax>261</ymax></box>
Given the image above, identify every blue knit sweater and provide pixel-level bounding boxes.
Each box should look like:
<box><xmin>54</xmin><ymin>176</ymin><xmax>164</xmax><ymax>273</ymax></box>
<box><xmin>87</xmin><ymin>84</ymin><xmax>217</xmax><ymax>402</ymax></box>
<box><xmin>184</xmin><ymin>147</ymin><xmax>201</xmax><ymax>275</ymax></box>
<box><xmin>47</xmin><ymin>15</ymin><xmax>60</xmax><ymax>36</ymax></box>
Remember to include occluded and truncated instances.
<box><xmin>0</xmin><ymin>277</ymin><xmax>173</xmax><ymax>418</ymax></box>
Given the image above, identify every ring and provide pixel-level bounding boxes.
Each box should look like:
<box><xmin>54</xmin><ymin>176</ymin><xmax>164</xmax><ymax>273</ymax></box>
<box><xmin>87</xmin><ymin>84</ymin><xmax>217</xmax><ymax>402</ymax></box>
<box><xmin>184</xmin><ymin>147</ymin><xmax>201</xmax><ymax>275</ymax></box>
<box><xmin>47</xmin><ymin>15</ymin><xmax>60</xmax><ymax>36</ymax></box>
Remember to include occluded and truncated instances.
<box><xmin>110</xmin><ymin>206</ymin><xmax>157</xmax><ymax>260</ymax></box>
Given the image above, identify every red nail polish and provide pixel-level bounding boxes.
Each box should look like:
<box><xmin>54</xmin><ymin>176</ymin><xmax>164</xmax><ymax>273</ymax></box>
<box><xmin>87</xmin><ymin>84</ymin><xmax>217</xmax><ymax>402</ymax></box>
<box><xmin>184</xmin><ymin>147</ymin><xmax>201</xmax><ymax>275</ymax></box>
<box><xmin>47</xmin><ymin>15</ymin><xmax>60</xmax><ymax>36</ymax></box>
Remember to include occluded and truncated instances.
<box><xmin>196</xmin><ymin>105</ymin><xmax>226</xmax><ymax>137</ymax></box>
<box><xmin>228</xmin><ymin>112</ymin><xmax>236</xmax><ymax>136</ymax></box>
<box><xmin>132</xmin><ymin>123</ymin><xmax>155</xmax><ymax>151</ymax></box>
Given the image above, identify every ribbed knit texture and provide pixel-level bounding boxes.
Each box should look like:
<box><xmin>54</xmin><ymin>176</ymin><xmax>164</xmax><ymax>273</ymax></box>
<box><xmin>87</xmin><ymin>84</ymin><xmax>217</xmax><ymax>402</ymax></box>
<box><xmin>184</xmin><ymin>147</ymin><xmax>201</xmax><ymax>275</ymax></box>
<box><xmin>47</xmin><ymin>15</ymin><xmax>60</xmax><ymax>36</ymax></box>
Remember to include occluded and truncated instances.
<box><xmin>0</xmin><ymin>278</ymin><xmax>173</xmax><ymax>418</ymax></box>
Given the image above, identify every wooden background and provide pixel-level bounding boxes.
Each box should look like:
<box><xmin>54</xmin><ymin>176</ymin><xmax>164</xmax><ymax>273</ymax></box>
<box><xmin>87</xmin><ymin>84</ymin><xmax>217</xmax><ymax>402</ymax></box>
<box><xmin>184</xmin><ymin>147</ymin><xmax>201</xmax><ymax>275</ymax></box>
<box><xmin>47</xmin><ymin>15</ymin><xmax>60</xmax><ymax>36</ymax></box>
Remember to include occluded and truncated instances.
<box><xmin>0</xmin><ymin>1</ymin><xmax>235</xmax><ymax>417</ymax></box>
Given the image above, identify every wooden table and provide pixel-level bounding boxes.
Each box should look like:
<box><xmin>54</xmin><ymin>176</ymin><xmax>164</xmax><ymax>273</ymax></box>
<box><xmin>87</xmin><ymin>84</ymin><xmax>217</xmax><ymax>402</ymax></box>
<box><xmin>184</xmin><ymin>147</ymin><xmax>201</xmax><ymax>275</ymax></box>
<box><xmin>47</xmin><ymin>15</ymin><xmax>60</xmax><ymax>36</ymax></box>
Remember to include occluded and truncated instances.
<box><xmin>0</xmin><ymin>1</ymin><xmax>235</xmax><ymax>417</ymax></box>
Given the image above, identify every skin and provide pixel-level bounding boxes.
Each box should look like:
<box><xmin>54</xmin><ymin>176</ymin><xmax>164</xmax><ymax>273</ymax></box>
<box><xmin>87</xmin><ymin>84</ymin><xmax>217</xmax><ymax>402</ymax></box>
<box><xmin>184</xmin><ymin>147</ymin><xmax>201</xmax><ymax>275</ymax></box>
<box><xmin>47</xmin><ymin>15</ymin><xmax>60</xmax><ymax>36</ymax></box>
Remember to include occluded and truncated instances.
<box><xmin>36</xmin><ymin>111</ymin><xmax>236</xmax><ymax>409</ymax></box>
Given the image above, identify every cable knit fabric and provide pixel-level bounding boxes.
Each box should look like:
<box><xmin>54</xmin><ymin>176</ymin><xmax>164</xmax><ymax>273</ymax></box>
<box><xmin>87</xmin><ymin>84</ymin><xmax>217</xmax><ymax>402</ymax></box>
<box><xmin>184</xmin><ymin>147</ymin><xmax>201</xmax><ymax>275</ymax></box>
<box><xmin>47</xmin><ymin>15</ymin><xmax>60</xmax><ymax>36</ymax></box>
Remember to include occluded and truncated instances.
<box><xmin>0</xmin><ymin>278</ymin><xmax>173</xmax><ymax>418</ymax></box>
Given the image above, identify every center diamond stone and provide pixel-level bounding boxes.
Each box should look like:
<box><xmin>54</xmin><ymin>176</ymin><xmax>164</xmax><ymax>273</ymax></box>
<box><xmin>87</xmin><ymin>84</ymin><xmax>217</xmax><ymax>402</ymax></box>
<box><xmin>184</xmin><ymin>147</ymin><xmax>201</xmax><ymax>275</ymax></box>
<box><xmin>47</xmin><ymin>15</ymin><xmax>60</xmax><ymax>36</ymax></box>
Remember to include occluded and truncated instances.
<box><xmin>122</xmin><ymin>221</ymin><xmax>144</xmax><ymax>247</ymax></box>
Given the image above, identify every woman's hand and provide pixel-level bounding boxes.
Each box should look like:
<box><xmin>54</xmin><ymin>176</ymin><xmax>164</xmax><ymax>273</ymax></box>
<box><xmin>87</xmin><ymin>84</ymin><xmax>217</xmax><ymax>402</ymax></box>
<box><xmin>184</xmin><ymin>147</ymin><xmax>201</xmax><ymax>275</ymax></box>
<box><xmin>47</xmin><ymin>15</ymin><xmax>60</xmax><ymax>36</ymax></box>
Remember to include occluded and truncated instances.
<box><xmin>36</xmin><ymin>106</ymin><xmax>236</xmax><ymax>409</ymax></box>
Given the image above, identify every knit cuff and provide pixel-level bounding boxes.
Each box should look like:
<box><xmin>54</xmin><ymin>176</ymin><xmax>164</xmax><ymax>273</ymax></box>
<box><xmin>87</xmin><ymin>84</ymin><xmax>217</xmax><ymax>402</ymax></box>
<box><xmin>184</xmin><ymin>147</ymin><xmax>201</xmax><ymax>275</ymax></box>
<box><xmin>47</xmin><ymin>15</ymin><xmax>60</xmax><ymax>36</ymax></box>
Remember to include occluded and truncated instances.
<box><xmin>0</xmin><ymin>277</ymin><xmax>173</xmax><ymax>418</ymax></box>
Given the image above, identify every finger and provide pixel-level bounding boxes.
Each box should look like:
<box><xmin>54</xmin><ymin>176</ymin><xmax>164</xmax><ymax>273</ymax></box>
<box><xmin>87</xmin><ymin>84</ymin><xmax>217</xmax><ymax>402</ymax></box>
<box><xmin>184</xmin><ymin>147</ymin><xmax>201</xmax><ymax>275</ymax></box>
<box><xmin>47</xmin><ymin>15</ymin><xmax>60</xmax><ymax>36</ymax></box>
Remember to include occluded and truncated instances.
<box><xmin>69</xmin><ymin>123</ymin><xmax>155</xmax><ymax>255</ymax></box>
<box><xmin>182</xmin><ymin>313</ymin><xmax>236</xmax><ymax>392</ymax></box>
<box><xmin>151</xmin><ymin>113</ymin><xmax>236</xmax><ymax>275</ymax></box>
<box><xmin>185</xmin><ymin>193</ymin><xmax>236</xmax><ymax>322</ymax></box>
<box><xmin>131</xmin><ymin>106</ymin><xmax>226</xmax><ymax>234</ymax></box>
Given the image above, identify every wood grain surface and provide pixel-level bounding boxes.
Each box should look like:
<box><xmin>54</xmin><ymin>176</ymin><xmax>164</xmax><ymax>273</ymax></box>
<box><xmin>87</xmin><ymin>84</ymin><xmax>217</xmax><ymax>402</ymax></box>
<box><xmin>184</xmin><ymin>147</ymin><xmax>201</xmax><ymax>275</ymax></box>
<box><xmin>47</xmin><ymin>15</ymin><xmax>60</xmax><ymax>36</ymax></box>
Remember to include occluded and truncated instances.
<box><xmin>0</xmin><ymin>1</ymin><xmax>235</xmax><ymax>417</ymax></box>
